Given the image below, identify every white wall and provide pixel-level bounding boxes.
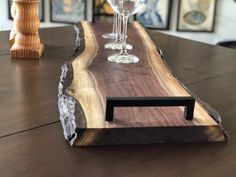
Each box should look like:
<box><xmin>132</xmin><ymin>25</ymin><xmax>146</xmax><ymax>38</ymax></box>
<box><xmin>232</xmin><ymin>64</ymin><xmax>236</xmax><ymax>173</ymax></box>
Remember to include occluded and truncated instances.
<box><xmin>0</xmin><ymin>0</ymin><xmax>235</xmax><ymax>45</ymax></box>
<box><xmin>0</xmin><ymin>0</ymin><xmax>70</xmax><ymax>30</ymax></box>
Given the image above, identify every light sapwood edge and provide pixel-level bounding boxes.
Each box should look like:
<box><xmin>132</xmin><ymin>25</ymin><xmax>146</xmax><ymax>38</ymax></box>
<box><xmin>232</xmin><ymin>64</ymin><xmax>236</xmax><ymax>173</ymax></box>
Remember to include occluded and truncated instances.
<box><xmin>67</xmin><ymin>22</ymin><xmax>105</xmax><ymax>130</ymax></box>
<box><xmin>132</xmin><ymin>22</ymin><xmax>217</xmax><ymax>126</ymax></box>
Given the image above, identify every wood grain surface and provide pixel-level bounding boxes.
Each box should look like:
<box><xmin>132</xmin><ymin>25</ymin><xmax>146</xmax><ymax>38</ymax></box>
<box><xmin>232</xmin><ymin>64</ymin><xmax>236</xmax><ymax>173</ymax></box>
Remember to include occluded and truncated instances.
<box><xmin>60</xmin><ymin>22</ymin><xmax>226</xmax><ymax>145</ymax></box>
<box><xmin>0</xmin><ymin>26</ymin><xmax>75</xmax><ymax>137</ymax></box>
<box><xmin>0</xmin><ymin>23</ymin><xmax>235</xmax><ymax>177</ymax></box>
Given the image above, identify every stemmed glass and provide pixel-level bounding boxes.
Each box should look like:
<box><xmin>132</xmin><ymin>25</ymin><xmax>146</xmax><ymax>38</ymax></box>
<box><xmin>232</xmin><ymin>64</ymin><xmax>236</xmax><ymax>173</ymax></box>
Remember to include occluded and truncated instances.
<box><xmin>104</xmin><ymin>13</ymin><xmax>132</xmax><ymax>50</ymax></box>
<box><xmin>102</xmin><ymin>13</ymin><xmax>118</xmax><ymax>39</ymax></box>
<box><xmin>107</xmin><ymin>0</ymin><xmax>144</xmax><ymax>63</ymax></box>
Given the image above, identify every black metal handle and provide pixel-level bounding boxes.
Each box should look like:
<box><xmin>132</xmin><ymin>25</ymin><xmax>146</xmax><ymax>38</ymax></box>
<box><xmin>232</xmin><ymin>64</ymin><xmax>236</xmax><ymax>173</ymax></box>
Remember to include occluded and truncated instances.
<box><xmin>105</xmin><ymin>96</ymin><xmax>195</xmax><ymax>122</ymax></box>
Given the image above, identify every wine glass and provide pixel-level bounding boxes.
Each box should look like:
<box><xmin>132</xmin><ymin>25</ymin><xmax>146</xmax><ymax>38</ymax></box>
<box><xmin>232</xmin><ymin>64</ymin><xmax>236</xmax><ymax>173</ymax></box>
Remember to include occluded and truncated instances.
<box><xmin>107</xmin><ymin>0</ymin><xmax>144</xmax><ymax>63</ymax></box>
<box><xmin>102</xmin><ymin>12</ymin><xmax>118</xmax><ymax>39</ymax></box>
<box><xmin>104</xmin><ymin>13</ymin><xmax>133</xmax><ymax>50</ymax></box>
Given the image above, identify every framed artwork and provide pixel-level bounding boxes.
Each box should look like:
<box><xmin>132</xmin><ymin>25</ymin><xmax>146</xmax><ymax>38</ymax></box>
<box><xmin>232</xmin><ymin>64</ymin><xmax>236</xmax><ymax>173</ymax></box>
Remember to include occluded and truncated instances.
<box><xmin>135</xmin><ymin>0</ymin><xmax>172</xmax><ymax>30</ymax></box>
<box><xmin>92</xmin><ymin>0</ymin><xmax>114</xmax><ymax>23</ymax></box>
<box><xmin>50</xmin><ymin>0</ymin><xmax>86</xmax><ymax>24</ymax></box>
<box><xmin>177</xmin><ymin>0</ymin><xmax>217</xmax><ymax>32</ymax></box>
<box><xmin>8</xmin><ymin>0</ymin><xmax>45</xmax><ymax>22</ymax></box>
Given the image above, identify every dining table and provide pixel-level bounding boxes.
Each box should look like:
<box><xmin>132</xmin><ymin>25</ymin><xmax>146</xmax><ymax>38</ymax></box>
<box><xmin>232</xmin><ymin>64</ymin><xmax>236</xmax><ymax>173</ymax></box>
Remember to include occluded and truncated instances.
<box><xmin>0</xmin><ymin>22</ymin><xmax>235</xmax><ymax>177</ymax></box>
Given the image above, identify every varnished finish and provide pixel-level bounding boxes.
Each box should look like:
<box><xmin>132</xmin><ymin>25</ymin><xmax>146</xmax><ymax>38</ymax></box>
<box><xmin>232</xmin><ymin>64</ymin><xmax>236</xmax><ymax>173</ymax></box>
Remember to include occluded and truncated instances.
<box><xmin>0</xmin><ymin>26</ymin><xmax>75</xmax><ymax>137</ymax></box>
<box><xmin>0</xmin><ymin>23</ymin><xmax>236</xmax><ymax>176</ymax></box>
<box><xmin>63</xmin><ymin>22</ymin><xmax>225</xmax><ymax>145</ymax></box>
<box><xmin>10</xmin><ymin>0</ymin><xmax>44</xmax><ymax>59</ymax></box>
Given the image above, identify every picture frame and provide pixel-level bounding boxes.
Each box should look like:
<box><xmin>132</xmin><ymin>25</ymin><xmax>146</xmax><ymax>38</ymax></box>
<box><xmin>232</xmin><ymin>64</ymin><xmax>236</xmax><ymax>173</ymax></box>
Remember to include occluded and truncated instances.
<box><xmin>50</xmin><ymin>0</ymin><xmax>86</xmax><ymax>24</ymax></box>
<box><xmin>92</xmin><ymin>0</ymin><xmax>114</xmax><ymax>23</ymax></box>
<box><xmin>177</xmin><ymin>0</ymin><xmax>217</xmax><ymax>32</ymax></box>
<box><xmin>135</xmin><ymin>0</ymin><xmax>172</xmax><ymax>30</ymax></box>
<box><xmin>8</xmin><ymin>0</ymin><xmax>45</xmax><ymax>22</ymax></box>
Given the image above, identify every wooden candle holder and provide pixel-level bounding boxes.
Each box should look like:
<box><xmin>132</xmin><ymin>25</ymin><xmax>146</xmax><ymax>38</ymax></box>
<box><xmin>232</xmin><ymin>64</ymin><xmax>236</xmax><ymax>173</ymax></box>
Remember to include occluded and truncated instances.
<box><xmin>10</xmin><ymin>0</ymin><xmax>44</xmax><ymax>59</ymax></box>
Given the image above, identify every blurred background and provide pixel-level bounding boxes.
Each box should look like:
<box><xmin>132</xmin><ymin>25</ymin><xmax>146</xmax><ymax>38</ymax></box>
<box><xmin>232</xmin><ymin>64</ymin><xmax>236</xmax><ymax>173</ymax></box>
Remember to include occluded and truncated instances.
<box><xmin>0</xmin><ymin>0</ymin><xmax>235</xmax><ymax>46</ymax></box>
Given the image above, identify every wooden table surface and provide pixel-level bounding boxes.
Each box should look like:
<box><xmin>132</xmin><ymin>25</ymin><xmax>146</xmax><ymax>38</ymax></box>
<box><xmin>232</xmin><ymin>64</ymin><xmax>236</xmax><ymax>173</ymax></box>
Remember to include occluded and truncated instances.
<box><xmin>0</xmin><ymin>23</ymin><xmax>236</xmax><ymax>177</ymax></box>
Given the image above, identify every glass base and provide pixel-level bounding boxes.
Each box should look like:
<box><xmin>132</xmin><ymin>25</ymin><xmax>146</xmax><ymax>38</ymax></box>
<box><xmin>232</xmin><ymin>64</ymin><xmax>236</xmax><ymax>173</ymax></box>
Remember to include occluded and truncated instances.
<box><xmin>105</xmin><ymin>42</ymin><xmax>133</xmax><ymax>50</ymax></box>
<box><xmin>108</xmin><ymin>53</ymin><xmax>139</xmax><ymax>64</ymax></box>
<box><xmin>102</xmin><ymin>33</ymin><xmax>117</xmax><ymax>39</ymax></box>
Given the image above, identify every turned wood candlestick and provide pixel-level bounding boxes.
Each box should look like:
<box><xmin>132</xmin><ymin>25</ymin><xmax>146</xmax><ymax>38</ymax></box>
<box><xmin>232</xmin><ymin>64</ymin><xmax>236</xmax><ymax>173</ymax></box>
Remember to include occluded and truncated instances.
<box><xmin>10</xmin><ymin>0</ymin><xmax>44</xmax><ymax>59</ymax></box>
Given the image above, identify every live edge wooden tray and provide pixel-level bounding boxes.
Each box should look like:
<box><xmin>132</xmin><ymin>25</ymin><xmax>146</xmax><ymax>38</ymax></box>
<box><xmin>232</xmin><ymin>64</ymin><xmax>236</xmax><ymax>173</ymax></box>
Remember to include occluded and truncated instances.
<box><xmin>58</xmin><ymin>22</ymin><xmax>228</xmax><ymax>146</ymax></box>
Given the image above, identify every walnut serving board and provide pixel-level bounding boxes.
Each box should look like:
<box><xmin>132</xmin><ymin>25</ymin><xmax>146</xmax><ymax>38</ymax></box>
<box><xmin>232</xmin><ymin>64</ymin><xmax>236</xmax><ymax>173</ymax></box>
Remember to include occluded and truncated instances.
<box><xmin>58</xmin><ymin>22</ymin><xmax>227</xmax><ymax>146</ymax></box>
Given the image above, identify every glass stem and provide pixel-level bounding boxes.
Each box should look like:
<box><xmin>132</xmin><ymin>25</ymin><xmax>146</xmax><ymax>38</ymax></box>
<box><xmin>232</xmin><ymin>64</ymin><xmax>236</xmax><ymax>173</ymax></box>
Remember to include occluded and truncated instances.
<box><xmin>120</xmin><ymin>14</ymin><xmax>129</xmax><ymax>55</ymax></box>
<box><xmin>115</xmin><ymin>14</ymin><xmax>121</xmax><ymax>42</ymax></box>
<box><xmin>113</xmin><ymin>13</ymin><xmax>118</xmax><ymax>35</ymax></box>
